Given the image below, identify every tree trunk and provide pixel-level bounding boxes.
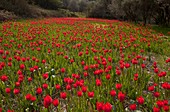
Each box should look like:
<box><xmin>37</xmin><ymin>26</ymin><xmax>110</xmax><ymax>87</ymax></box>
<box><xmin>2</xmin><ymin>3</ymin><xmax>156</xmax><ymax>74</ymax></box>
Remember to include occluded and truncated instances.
<box><xmin>143</xmin><ymin>16</ymin><xmax>147</xmax><ymax>26</ymax></box>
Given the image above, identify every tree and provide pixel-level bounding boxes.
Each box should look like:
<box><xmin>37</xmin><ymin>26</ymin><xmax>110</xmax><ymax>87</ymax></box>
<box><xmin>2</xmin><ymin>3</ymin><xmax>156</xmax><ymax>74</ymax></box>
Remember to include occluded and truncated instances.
<box><xmin>1</xmin><ymin>0</ymin><xmax>30</xmax><ymax>15</ymax></box>
<box><xmin>87</xmin><ymin>0</ymin><xmax>113</xmax><ymax>18</ymax></box>
<box><xmin>154</xmin><ymin>0</ymin><xmax>170</xmax><ymax>26</ymax></box>
<box><xmin>33</xmin><ymin>0</ymin><xmax>63</xmax><ymax>10</ymax></box>
<box><xmin>122</xmin><ymin>0</ymin><xmax>140</xmax><ymax>22</ymax></box>
<box><xmin>62</xmin><ymin>0</ymin><xmax>69</xmax><ymax>8</ymax></box>
<box><xmin>139</xmin><ymin>0</ymin><xmax>155</xmax><ymax>25</ymax></box>
<box><xmin>87</xmin><ymin>1</ymin><xmax>105</xmax><ymax>18</ymax></box>
<box><xmin>108</xmin><ymin>0</ymin><xmax>125</xmax><ymax>20</ymax></box>
<box><xmin>79</xmin><ymin>0</ymin><xmax>88</xmax><ymax>12</ymax></box>
<box><xmin>67</xmin><ymin>0</ymin><xmax>79</xmax><ymax>12</ymax></box>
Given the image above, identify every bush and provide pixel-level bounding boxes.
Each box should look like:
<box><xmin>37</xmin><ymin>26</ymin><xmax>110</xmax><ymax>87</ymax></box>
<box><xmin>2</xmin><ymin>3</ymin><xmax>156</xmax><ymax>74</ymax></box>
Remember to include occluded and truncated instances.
<box><xmin>0</xmin><ymin>0</ymin><xmax>31</xmax><ymax>16</ymax></box>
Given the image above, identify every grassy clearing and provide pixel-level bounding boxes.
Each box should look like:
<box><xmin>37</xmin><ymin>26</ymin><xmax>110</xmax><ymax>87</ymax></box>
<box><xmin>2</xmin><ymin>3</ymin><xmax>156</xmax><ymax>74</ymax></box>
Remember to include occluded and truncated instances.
<box><xmin>152</xmin><ymin>25</ymin><xmax>170</xmax><ymax>36</ymax></box>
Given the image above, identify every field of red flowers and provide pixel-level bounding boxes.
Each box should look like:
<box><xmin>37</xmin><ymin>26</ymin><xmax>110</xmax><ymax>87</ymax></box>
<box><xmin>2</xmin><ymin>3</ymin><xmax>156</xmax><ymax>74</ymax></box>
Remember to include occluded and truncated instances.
<box><xmin>0</xmin><ymin>18</ymin><xmax>170</xmax><ymax>112</ymax></box>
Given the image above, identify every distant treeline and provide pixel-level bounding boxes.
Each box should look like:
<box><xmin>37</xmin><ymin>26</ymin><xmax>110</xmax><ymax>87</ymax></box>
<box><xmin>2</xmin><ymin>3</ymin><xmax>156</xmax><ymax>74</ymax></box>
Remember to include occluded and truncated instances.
<box><xmin>0</xmin><ymin>0</ymin><xmax>170</xmax><ymax>26</ymax></box>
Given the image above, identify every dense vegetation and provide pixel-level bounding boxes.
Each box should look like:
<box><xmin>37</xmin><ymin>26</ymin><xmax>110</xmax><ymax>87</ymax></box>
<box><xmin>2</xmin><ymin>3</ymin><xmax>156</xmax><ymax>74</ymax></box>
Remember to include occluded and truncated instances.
<box><xmin>0</xmin><ymin>17</ymin><xmax>170</xmax><ymax>112</ymax></box>
<box><xmin>0</xmin><ymin>0</ymin><xmax>170</xmax><ymax>26</ymax></box>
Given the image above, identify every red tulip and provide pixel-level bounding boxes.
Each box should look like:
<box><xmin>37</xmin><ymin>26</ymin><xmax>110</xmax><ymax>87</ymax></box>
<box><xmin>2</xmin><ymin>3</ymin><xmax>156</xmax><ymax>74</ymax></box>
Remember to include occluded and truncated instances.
<box><xmin>77</xmin><ymin>91</ymin><xmax>83</xmax><ymax>97</ymax></box>
<box><xmin>5</xmin><ymin>88</ymin><xmax>11</xmax><ymax>94</ymax></box>
<box><xmin>110</xmin><ymin>90</ymin><xmax>116</xmax><ymax>97</ymax></box>
<box><xmin>88</xmin><ymin>91</ymin><xmax>94</xmax><ymax>98</ymax></box>
<box><xmin>81</xmin><ymin>61</ymin><xmax>85</xmax><ymax>65</ymax></box>
<box><xmin>154</xmin><ymin>68</ymin><xmax>159</xmax><ymax>73</ymax></box>
<box><xmin>118</xmin><ymin>92</ymin><xmax>125</xmax><ymax>102</ymax></box>
<box><xmin>60</xmin><ymin>92</ymin><xmax>67</xmax><ymax>99</ymax></box>
<box><xmin>13</xmin><ymin>88</ymin><xmax>20</xmax><ymax>95</ymax></box>
<box><xmin>103</xmin><ymin>102</ymin><xmax>112</xmax><ymax>112</ymax></box>
<box><xmin>163</xmin><ymin>100</ymin><xmax>168</xmax><ymax>105</ymax></box>
<box><xmin>36</xmin><ymin>87</ymin><xmax>42</xmax><ymax>94</ymax></box>
<box><xmin>125</xmin><ymin>63</ymin><xmax>130</xmax><ymax>68</ymax></box>
<box><xmin>53</xmin><ymin>99</ymin><xmax>59</xmax><ymax>107</ymax></box>
<box><xmin>1</xmin><ymin>75</ymin><xmax>8</xmax><ymax>82</ymax></box>
<box><xmin>60</xmin><ymin>68</ymin><xmax>65</xmax><ymax>73</ymax></box>
<box><xmin>78</xmin><ymin>52</ymin><xmax>83</xmax><ymax>56</ymax></box>
<box><xmin>55</xmin><ymin>84</ymin><xmax>61</xmax><ymax>90</ymax></box>
<box><xmin>83</xmin><ymin>72</ymin><xmax>88</xmax><ymax>77</ymax></box>
<box><xmin>156</xmin><ymin>100</ymin><xmax>164</xmax><ymax>108</ymax></box>
<box><xmin>7</xmin><ymin>110</ymin><xmax>14</xmax><ymax>112</ymax></box>
<box><xmin>96</xmin><ymin>79</ymin><xmax>102</xmax><ymax>86</ymax></box>
<box><xmin>81</xmin><ymin>86</ymin><xmax>87</xmax><ymax>93</ymax></box>
<box><xmin>148</xmin><ymin>86</ymin><xmax>154</xmax><ymax>91</ymax></box>
<box><xmin>64</xmin><ymin>55</ymin><xmax>68</xmax><ymax>59</ymax></box>
<box><xmin>116</xmin><ymin>83</ymin><xmax>122</xmax><ymax>90</ymax></box>
<box><xmin>44</xmin><ymin>95</ymin><xmax>53</xmax><ymax>108</ymax></box>
<box><xmin>163</xmin><ymin>105</ymin><xmax>169</xmax><ymax>112</ymax></box>
<box><xmin>106</xmin><ymin>74</ymin><xmax>111</xmax><ymax>80</ymax></box>
<box><xmin>153</xmin><ymin>92</ymin><xmax>160</xmax><ymax>98</ymax></box>
<box><xmin>30</xmin><ymin>67</ymin><xmax>34</xmax><ymax>72</ymax></box>
<box><xmin>43</xmin><ymin>83</ymin><xmax>48</xmax><ymax>89</ymax></box>
<box><xmin>0</xmin><ymin>49</ymin><xmax>4</xmax><ymax>54</ymax></box>
<box><xmin>15</xmin><ymin>82</ymin><xmax>20</xmax><ymax>87</ymax></box>
<box><xmin>153</xmin><ymin>107</ymin><xmax>160</xmax><ymax>112</ymax></box>
<box><xmin>129</xmin><ymin>104</ymin><xmax>136</xmax><ymax>111</ymax></box>
<box><xmin>84</xmin><ymin>65</ymin><xmax>88</xmax><ymax>71</ymax></box>
<box><xmin>116</xmin><ymin>70</ymin><xmax>121</xmax><ymax>75</ymax></box>
<box><xmin>33</xmin><ymin>65</ymin><xmax>38</xmax><ymax>70</ymax></box>
<box><xmin>20</xmin><ymin>64</ymin><xmax>25</xmax><ymax>69</ymax></box>
<box><xmin>96</xmin><ymin>102</ymin><xmax>103</xmax><ymax>111</ymax></box>
<box><xmin>28</xmin><ymin>77</ymin><xmax>32</xmax><ymax>82</ymax></box>
<box><xmin>25</xmin><ymin>94</ymin><xmax>32</xmax><ymax>101</ymax></box>
<box><xmin>137</xmin><ymin>96</ymin><xmax>144</xmax><ymax>105</ymax></box>
<box><xmin>42</xmin><ymin>59</ymin><xmax>46</xmax><ymax>64</ymax></box>
<box><xmin>141</xmin><ymin>64</ymin><xmax>146</xmax><ymax>68</ymax></box>
<box><xmin>70</xmin><ymin>59</ymin><xmax>74</xmax><ymax>63</ymax></box>
<box><xmin>31</xmin><ymin>96</ymin><xmax>36</xmax><ymax>102</ymax></box>
<box><xmin>43</xmin><ymin>73</ymin><xmax>48</xmax><ymax>79</ymax></box>
<box><xmin>66</xmin><ymin>84</ymin><xmax>71</xmax><ymax>90</ymax></box>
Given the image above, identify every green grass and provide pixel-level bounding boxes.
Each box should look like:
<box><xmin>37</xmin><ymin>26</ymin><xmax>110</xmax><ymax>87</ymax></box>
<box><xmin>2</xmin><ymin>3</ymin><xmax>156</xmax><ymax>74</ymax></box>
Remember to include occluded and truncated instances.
<box><xmin>152</xmin><ymin>25</ymin><xmax>170</xmax><ymax>36</ymax></box>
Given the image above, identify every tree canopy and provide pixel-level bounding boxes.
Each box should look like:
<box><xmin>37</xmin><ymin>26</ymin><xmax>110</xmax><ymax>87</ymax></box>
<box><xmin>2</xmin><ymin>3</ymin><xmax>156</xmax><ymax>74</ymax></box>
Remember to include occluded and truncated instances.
<box><xmin>0</xmin><ymin>0</ymin><xmax>169</xmax><ymax>25</ymax></box>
